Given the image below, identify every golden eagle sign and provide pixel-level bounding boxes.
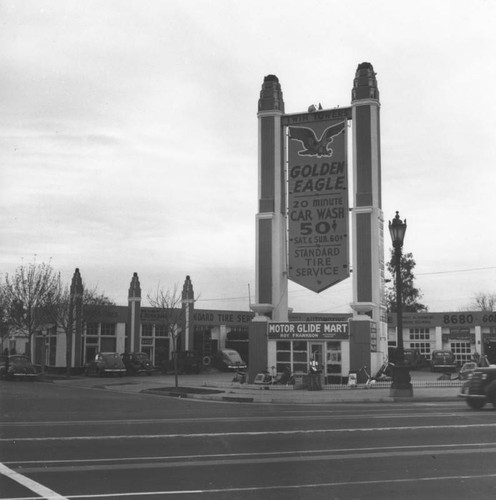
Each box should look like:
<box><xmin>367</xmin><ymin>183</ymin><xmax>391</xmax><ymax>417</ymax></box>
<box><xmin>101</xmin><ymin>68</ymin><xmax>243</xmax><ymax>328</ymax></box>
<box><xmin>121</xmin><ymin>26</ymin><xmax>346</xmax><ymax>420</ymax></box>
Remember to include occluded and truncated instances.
<box><xmin>287</xmin><ymin>117</ymin><xmax>350</xmax><ymax>293</ymax></box>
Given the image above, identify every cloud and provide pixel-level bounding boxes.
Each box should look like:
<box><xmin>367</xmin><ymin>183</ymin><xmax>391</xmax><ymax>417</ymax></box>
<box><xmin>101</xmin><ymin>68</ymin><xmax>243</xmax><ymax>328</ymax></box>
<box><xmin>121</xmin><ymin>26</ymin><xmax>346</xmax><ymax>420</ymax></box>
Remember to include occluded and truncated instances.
<box><xmin>1</xmin><ymin>0</ymin><xmax>495</xmax><ymax>313</ymax></box>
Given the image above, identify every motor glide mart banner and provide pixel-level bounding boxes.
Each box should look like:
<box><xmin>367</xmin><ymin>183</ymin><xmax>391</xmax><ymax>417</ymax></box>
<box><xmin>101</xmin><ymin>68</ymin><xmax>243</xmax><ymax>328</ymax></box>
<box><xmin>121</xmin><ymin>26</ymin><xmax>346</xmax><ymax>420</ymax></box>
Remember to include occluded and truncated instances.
<box><xmin>287</xmin><ymin>118</ymin><xmax>350</xmax><ymax>293</ymax></box>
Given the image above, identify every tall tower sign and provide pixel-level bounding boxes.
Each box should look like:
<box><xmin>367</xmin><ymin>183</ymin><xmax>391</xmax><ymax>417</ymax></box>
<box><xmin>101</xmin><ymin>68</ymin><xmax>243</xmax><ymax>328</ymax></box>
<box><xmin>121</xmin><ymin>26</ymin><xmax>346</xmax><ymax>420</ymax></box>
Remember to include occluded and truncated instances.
<box><xmin>254</xmin><ymin>65</ymin><xmax>384</xmax><ymax>311</ymax></box>
<box><xmin>252</xmin><ymin>63</ymin><xmax>388</xmax><ymax>377</ymax></box>
<box><xmin>285</xmin><ymin>112</ymin><xmax>351</xmax><ymax>292</ymax></box>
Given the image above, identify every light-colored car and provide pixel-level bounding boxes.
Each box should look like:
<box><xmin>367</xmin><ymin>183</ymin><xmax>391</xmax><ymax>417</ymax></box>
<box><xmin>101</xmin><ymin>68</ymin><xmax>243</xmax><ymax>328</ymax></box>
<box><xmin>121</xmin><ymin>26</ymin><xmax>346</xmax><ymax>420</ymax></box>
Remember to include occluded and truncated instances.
<box><xmin>85</xmin><ymin>352</ymin><xmax>126</xmax><ymax>377</ymax></box>
<box><xmin>213</xmin><ymin>349</ymin><xmax>247</xmax><ymax>371</ymax></box>
<box><xmin>458</xmin><ymin>361</ymin><xmax>478</xmax><ymax>380</ymax></box>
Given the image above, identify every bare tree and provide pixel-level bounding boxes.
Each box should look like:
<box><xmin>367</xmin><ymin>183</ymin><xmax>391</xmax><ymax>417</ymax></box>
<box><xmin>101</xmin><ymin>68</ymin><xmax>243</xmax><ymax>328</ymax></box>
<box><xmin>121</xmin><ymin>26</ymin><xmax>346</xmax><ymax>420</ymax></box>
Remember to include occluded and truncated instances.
<box><xmin>469</xmin><ymin>292</ymin><xmax>496</xmax><ymax>312</ymax></box>
<box><xmin>147</xmin><ymin>284</ymin><xmax>183</xmax><ymax>388</ymax></box>
<box><xmin>0</xmin><ymin>282</ymin><xmax>10</xmax><ymax>352</ymax></box>
<box><xmin>82</xmin><ymin>285</ymin><xmax>115</xmax><ymax>307</ymax></box>
<box><xmin>3</xmin><ymin>260</ymin><xmax>60</xmax><ymax>360</ymax></box>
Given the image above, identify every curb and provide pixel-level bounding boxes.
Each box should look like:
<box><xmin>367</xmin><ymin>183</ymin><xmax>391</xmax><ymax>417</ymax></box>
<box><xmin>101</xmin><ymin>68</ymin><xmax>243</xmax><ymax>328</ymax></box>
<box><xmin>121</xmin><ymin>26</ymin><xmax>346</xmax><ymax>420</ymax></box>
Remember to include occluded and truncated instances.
<box><xmin>221</xmin><ymin>395</ymin><xmax>255</xmax><ymax>403</ymax></box>
<box><xmin>139</xmin><ymin>387</ymin><xmax>460</xmax><ymax>405</ymax></box>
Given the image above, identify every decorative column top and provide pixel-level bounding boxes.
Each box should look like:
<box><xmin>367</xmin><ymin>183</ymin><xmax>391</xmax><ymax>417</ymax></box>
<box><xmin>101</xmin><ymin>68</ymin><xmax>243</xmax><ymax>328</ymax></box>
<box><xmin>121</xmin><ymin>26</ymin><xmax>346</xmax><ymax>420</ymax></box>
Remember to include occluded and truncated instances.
<box><xmin>352</xmin><ymin>62</ymin><xmax>379</xmax><ymax>102</ymax></box>
<box><xmin>258</xmin><ymin>74</ymin><xmax>285</xmax><ymax>113</ymax></box>
<box><xmin>128</xmin><ymin>272</ymin><xmax>141</xmax><ymax>300</ymax></box>
<box><xmin>70</xmin><ymin>268</ymin><xmax>83</xmax><ymax>296</ymax></box>
<box><xmin>182</xmin><ymin>275</ymin><xmax>194</xmax><ymax>303</ymax></box>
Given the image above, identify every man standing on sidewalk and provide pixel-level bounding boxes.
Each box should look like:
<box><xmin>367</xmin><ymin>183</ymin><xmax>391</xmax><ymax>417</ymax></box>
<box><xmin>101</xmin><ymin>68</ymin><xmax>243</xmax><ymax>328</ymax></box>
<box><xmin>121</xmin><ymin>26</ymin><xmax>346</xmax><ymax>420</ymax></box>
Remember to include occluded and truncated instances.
<box><xmin>309</xmin><ymin>357</ymin><xmax>322</xmax><ymax>390</ymax></box>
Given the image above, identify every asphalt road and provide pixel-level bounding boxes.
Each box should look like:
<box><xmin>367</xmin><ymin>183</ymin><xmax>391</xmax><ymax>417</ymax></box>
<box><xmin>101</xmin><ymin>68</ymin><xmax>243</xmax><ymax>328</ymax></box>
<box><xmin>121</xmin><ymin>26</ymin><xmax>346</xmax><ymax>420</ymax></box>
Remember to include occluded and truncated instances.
<box><xmin>1</xmin><ymin>380</ymin><xmax>495</xmax><ymax>499</ymax></box>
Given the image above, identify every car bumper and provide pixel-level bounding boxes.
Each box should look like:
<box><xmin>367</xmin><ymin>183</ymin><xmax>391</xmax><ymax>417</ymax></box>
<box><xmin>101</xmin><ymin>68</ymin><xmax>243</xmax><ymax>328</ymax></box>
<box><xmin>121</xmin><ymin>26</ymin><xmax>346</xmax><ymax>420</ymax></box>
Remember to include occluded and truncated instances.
<box><xmin>458</xmin><ymin>384</ymin><xmax>486</xmax><ymax>398</ymax></box>
<box><xmin>458</xmin><ymin>393</ymin><xmax>486</xmax><ymax>400</ymax></box>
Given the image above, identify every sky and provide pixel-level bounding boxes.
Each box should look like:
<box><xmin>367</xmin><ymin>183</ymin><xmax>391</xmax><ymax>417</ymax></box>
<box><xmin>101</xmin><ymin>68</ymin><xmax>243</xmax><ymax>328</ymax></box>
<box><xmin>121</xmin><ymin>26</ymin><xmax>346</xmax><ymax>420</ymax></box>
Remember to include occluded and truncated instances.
<box><xmin>1</xmin><ymin>0</ymin><xmax>495</xmax><ymax>314</ymax></box>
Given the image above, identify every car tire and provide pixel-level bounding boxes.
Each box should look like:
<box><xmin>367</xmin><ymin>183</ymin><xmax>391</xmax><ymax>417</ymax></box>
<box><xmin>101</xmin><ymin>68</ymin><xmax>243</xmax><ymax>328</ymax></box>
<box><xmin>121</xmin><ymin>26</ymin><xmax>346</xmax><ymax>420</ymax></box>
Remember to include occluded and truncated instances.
<box><xmin>484</xmin><ymin>380</ymin><xmax>496</xmax><ymax>408</ymax></box>
<box><xmin>466</xmin><ymin>398</ymin><xmax>486</xmax><ymax>410</ymax></box>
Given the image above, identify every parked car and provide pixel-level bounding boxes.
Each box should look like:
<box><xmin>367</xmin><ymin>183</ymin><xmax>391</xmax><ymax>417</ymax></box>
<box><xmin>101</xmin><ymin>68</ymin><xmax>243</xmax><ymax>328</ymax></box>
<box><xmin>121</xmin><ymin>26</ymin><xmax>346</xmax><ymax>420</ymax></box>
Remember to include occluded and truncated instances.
<box><xmin>0</xmin><ymin>355</ymin><xmax>40</xmax><ymax>381</ymax></box>
<box><xmin>430</xmin><ymin>350</ymin><xmax>457</xmax><ymax>372</ymax></box>
<box><xmin>121</xmin><ymin>352</ymin><xmax>154</xmax><ymax>376</ymax></box>
<box><xmin>212</xmin><ymin>349</ymin><xmax>247</xmax><ymax>371</ymax></box>
<box><xmin>458</xmin><ymin>361</ymin><xmax>478</xmax><ymax>380</ymax></box>
<box><xmin>162</xmin><ymin>351</ymin><xmax>201</xmax><ymax>374</ymax></box>
<box><xmin>402</xmin><ymin>348</ymin><xmax>425</xmax><ymax>370</ymax></box>
<box><xmin>459</xmin><ymin>366</ymin><xmax>496</xmax><ymax>409</ymax></box>
<box><xmin>85</xmin><ymin>352</ymin><xmax>126</xmax><ymax>377</ymax></box>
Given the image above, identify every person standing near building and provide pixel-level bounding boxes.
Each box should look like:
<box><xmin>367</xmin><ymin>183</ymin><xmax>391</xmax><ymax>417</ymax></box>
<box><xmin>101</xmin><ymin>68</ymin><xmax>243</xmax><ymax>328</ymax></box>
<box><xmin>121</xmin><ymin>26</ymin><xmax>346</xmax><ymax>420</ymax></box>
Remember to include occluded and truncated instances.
<box><xmin>309</xmin><ymin>355</ymin><xmax>322</xmax><ymax>390</ymax></box>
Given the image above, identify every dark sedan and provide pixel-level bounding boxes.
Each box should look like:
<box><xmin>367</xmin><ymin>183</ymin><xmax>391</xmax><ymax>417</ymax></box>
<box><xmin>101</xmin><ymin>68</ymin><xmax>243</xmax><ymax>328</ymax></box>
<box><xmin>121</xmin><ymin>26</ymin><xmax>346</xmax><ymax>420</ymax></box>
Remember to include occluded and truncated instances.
<box><xmin>85</xmin><ymin>352</ymin><xmax>127</xmax><ymax>377</ymax></box>
<box><xmin>121</xmin><ymin>352</ymin><xmax>154</xmax><ymax>376</ymax></box>
<box><xmin>0</xmin><ymin>355</ymin><xmax>40</xmax><ymax>380</ymax></box>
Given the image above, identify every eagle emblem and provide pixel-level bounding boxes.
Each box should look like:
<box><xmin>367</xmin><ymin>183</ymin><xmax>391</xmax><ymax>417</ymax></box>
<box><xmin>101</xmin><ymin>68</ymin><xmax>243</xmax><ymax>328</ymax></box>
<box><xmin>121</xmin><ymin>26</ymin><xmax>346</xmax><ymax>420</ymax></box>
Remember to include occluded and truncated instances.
<box><xmin>288</xmin><ymin>122</ymin><xmax>345</xmax><ymax>158</ymax></box>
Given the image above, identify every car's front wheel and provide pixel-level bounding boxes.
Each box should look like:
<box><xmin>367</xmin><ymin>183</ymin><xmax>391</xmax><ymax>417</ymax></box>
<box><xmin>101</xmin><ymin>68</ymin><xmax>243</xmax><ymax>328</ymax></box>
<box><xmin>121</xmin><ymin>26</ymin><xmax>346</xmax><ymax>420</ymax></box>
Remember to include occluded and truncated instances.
<box><xmin>466</xmin><ymin>398</ymin><xmax>486</xmax><ymax>410</ymax></box>
<box><xmin>485</xmin><ymin>380</ymin><xmax>496</xmax><ymax>408</ymax></box>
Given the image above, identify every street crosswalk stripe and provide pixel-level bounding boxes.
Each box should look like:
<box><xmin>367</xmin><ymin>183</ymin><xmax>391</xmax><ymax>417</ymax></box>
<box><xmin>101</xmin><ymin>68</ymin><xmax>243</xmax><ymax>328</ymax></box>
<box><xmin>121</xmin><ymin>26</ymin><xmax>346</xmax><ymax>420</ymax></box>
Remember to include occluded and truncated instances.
<box><xmin>0</xmin><ymin>462</ymin><xmax>69</xmax><ymax>500</ymax></box>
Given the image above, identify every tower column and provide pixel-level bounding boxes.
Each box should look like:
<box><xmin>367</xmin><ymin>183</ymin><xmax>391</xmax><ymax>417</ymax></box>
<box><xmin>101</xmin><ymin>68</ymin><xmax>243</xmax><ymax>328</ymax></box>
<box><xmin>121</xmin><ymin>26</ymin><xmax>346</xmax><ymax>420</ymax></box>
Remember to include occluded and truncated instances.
<box><xmin>70</xmin><ymin>268</ymin><xmax>83</xmax><ymax>370</ymax></box>
<box><xmin>350</xmin><ymin>62</ymin><xmax>388</xmax><ymax>370</ymax></box>
<box><xmin>127</xmin><ymin>273</ymin><xmax>141</xmax><ymax>353</ymax></box>
<box><xmin>253</xmin><ymin>75</ymin><xmax>288</xmax><ymax>321</ymax></box>
<box><xmin>181</xmin><ymin>275</ymin><xmax>195</xmax><ymax>351</ymax></box>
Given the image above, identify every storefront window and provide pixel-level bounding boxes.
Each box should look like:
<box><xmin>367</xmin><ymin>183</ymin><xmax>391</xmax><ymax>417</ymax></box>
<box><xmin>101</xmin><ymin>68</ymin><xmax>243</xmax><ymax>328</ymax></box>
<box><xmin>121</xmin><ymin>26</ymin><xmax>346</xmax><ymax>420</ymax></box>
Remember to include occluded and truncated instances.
<box><xmin>101</xmin><ymin>323</ymin><xmax>116</xmax><ymax>336</ymax></box>
<box><xmin>276</xmin><ymin>341</ymin><xmax>291</xmax><ymax>372</ymax></box>
<box><xmin>409</xmin><ymin>342</ymin><xmax>432</xmax><ymax>360</ymax></box>
<box><xmin>409</xmin><ymin>328</ymin><xmax>430</xmax><ymax>340</ymax></box>
<box><xmin>326</xmin><ymin>342</ymin><xmax>342</xmax><ymax>381</ymax></box>
<box><xmin>142</xmin><ymin>324</ymin><xmax>153</xmax><ymax>337</ymax></box>
<box><xmin>292</xmin><ymin>342</ymin><xmax>308</xmax><ymax>374</ymax></box>
<box><xmin>277</xmin><ymin>341</ymin><xmax>291</xmax><ymax>351</ymax></box>
<box><xmin>155</xmin><ymin>324</ymin><xmax>167</xmax><ymax>337</ymax></box>
<box><xmin>275</xmin><ymin>341</ymin><xmax>307</xmax><ymax>374</ymax></box>
<box><xmin>86</xmin><ymin>323</ymin><xmax>99</xmax><ymax>338</ymax></box>
<box><xmin>276</xmin><ymin>351</ymin><xmax>291</xmax><ymax>363</ymax></box>
<box><xmin>450</xmin><ymin>341</ymin><xmax>471</xmax><ymax>364</ymax></box>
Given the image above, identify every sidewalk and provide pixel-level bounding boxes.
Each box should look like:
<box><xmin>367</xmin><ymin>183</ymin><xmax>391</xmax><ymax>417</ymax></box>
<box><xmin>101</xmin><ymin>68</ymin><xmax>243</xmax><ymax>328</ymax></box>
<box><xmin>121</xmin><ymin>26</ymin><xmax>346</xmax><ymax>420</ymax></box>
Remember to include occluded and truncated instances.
<box><xmin>52</xmin><ymin>369</ymin><xmax>463</xmax><ymax>404</ymax></box>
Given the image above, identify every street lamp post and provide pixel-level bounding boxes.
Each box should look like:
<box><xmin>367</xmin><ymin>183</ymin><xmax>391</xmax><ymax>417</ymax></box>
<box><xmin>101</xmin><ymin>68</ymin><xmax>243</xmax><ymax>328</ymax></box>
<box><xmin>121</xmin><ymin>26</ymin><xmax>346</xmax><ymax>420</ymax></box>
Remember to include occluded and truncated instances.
<box><xmin>388</xmin><ymin>211</ymin><xmax>413</xmax><ymax>398</ymax></box>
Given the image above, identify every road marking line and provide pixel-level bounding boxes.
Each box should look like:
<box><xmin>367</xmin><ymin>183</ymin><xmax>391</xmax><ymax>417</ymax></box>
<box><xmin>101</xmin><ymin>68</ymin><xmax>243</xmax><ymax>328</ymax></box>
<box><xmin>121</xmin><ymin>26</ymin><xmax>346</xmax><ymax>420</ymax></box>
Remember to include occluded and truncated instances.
<box><xmin>3</xmin><ymin>472</ymin><xmax>496</xmax><ymax>499</ymax></box>
<box><xmin>1</xmin><ymin>422</ymin><xmax>495</xmax><ymax>442</ymax></box>
<box><xmin>5</xmin><ymin>441</ymin><xmax>496</xmax><ymax>467</ymax></box>
<box><xmin>0</xmin><ymin>462</ymin><xmax>69</xmax><ymax>500</ymax></box>
<box><xmin>0</xmin><ymin>410</ymin><xmax>466</xmax><ymax>427</ymax></box>
<box><xmin>9</xmin><ymin>446</ymin><xmax>496</xmax><ymax>473</ymax></box>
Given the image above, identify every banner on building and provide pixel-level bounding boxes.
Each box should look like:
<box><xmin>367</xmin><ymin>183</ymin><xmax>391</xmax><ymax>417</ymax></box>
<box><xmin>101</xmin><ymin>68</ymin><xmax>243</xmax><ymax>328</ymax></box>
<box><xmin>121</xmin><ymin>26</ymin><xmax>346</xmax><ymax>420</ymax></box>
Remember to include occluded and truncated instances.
<box><xmin>287</xmin><ymin>117</ymin><xmax>350</xmax><ymax>293</ymax></box>
<box><xmin>267</xmin><ymin>321</ymin><xmax>349</xmax><ymax>340</ymax></box>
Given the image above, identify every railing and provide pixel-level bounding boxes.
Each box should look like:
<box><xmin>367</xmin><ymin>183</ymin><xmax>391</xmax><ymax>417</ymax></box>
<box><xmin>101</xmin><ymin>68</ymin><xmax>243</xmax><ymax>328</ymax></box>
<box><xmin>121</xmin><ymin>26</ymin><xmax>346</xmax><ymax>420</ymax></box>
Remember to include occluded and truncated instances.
<box><xmin>210</xmin><ymin>379</ymin><xmax>464</xmax><ymax>391</ymax></box>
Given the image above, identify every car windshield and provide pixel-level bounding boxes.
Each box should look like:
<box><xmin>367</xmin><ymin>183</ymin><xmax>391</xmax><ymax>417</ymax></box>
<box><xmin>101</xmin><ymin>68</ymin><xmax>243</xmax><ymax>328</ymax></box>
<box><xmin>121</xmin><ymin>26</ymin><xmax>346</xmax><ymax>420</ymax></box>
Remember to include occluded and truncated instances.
<box><xmin>101</xmin><ymin>353</ymin><xmax>119</xmax><ymax>360</ymax></box>
<box><xmin>11</xmin><ymin>356</ymin><xmax>31</xmax><ymax>366</ymax></box>
<box><xmin>134</xmin><ymin>353</ymin><xmax>148</xmax><ymax>360</ymax></box>
<box><xmin>224</xmin><ymin>351</ymin><xmax>243</xmax><ymax>362</ymax></box>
